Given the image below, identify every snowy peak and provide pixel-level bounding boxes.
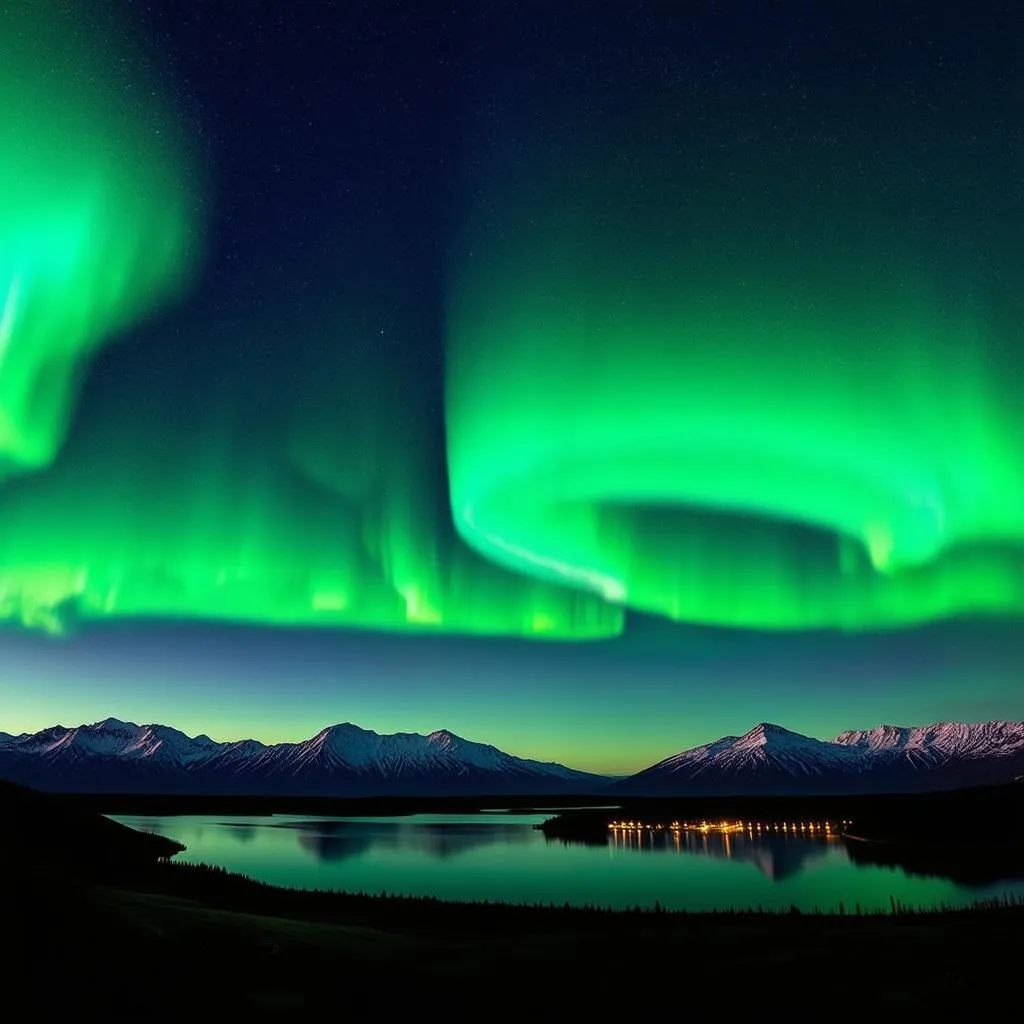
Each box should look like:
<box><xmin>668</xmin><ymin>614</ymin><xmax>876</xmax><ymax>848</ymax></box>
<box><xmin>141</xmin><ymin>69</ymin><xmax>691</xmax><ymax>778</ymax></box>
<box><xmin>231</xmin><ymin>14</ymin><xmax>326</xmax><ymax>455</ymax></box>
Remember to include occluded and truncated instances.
<box><xmin>833</xmin><ymin>724</ymin><xmax>912</xmax><ymax>751</ymax></box>
<box><xmin>652</xmin><ymin>722</ymin><xmax>851</xmax><ymax>768</ymax></box>
<box><xmin>616</xmin><ymin>719</ymin><xmax>1024</xmax><ymax>796</ymax></box>
<box><xmin>0</xmin><ymin>717</ymin><xmax>607</xmax><ymax>796</ymax></box>
<box><xmin>319</xmin><ymin>722</ymin><xmax>365</xmax><ymax>737</ymax></box>
<box><xmin>735</xmin><ymin>723</ymin><xmax>808</xmax><ymax>749</ymax></box>
<box><xmin>16</xmin><ymin>718</ymin><xmax>221</xmax><ymax>766</ymax></box>
<box><xmin>427</xmin><ymin>729</ymin><xmax>459</xmax><ymax>750</ymax></box>
<box><xmin>285</xmin><ymin>723</ymin><xmax>547</xmax><ymax>777</ymax></box>
<box><xmin>313</xmin><ymin>723</ymin><xmax>381</xmax><ymax>762</ymax></box>
<box><xmin>5</xmin><ymin>715</ymin><xmax>1023</xmax><ymax>798</ymax></box>
<box><xmin>748</xmin><ymin>722</ymin><xmax>788</xmax><ymax>738</ymax></box>
<box><xmin>93</xmin><ymin>717</ymin><xmax>135</xmax><ymax>731</ymax></box>
<box><xmin>833</xmin><ymin>720</ymin><xmax>1024</xmax><ymax>759</ymax></box>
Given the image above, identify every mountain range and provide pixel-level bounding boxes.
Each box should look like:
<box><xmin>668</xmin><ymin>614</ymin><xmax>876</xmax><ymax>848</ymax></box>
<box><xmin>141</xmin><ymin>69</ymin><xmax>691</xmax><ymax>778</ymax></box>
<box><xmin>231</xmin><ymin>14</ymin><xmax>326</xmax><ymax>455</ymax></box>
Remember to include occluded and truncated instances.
<box><xmin>0</xmin><ymin>718</ymin><xmax>606</xmax><ymax>796</ymax></box>
<box><xmin>611</xmin><ymin>720</ymin><xmax>1024</xmax><ymax>795</ymax></box>
<box><xmin>1</xmin><ymin>717</ymin><xmax>1023</xmax><ymax>796</ymax></box>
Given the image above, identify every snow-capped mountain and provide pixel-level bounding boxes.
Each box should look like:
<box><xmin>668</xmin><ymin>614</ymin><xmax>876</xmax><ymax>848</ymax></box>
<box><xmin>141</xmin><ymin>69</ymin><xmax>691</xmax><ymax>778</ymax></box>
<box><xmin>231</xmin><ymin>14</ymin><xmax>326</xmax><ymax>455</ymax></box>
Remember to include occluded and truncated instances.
<box><xmin>6</xmin><ymin>718</ymin><xmax>219</xmax><ymax>766</ymax></box>
<box><xmin>621</xmin><ymin>723</ymin><xmax>860</xmax><ymax>788</ymax></box>
<box><xmin>4</xmin><ymin>716</ymin><xmax>1022</xmax><ymax>797</ymax></box>
<box><xmin>832</xmin><ymin>721</ymin><xmax>1024</xmax><ymax>766</ymax></box>
<box><xmin>0</xmin><ymin>718</ymin><xmax>608</xmax><ymax>796</ymax></box>
<box><xmin>613</xmin><ymin>720</ymin><xmax>1024</xmax><ymax>796</ymax></box>
<box><xmin>207</xmin><ymin>723</ymin><xmax>578</xmax><ymax>785</ymax></box>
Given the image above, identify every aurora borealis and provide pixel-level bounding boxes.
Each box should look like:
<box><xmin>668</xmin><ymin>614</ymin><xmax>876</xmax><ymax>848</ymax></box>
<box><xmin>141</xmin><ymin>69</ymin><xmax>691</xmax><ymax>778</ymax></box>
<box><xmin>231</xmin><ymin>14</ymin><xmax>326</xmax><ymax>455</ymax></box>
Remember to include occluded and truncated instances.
<box><xmin>0</xmin><ymin>1</ymin><xmax>617</xmax><ymax>640</ymax></box>
<box><xmin>446</xmin><ymin>35</ymin><xmax>1024</xmax><ymax>630</ymax></box>
<box><xmin>0</xmin><ymin>2</ymin><xmax>200</xmax><ymax>479</ymax></box>
<box><xmin>1</xmin><ymin>1</ymin><xmax>1022</xmax><ymax>773</ymax></box>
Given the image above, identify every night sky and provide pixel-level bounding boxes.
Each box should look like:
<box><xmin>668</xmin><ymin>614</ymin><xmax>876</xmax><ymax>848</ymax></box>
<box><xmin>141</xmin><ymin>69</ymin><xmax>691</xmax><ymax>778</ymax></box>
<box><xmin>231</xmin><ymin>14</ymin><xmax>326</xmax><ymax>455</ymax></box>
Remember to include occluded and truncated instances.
<box><xmin>1</xmin><ymin>1</ymin><xmax>1022</xmax><ymax>775</ymax></box>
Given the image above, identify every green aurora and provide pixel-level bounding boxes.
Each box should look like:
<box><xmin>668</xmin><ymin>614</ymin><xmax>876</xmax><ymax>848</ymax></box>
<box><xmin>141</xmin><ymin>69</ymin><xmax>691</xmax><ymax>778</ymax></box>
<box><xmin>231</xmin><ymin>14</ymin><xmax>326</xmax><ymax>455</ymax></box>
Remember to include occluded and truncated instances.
<box><xmin>0</xmin><ymin>289</ymin><xmax>621</xmax><ymax>638</ymax></box>
<box><xmin>445</xmin><ymin>58</ymin><xmax>1024</xmax><ymax>630</ymax></box>
<box><xmin>1</xmin><ymin>2</ymin><xmax>1022</xmax><ymax>644</ymax></box>
<box><xmin>0</xmin><ymin>2</ymin><xmax>200</xmax><ymax>478</ymax></box>
<box><xmin>0</xmin><ymin>2</ymin><xmax>618</xmax><ymax>639</ymax></box>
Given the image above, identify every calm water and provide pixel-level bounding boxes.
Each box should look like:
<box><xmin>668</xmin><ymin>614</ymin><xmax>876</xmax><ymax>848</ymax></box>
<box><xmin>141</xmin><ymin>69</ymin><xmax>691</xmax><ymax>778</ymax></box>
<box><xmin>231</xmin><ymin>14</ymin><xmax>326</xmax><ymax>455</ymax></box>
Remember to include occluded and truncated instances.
<box><xmin>113</xmin><ymin>812</ymin><xmax>1024</xmax><ymax>913</ymax></box>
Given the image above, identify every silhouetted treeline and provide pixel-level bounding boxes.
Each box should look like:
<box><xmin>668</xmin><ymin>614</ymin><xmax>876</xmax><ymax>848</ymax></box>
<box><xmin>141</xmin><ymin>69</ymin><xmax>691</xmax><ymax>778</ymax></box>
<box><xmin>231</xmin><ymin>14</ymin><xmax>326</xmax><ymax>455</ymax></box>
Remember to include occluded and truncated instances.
<box><xmin>117</xmin><ymin>859</ymin><xmax>1024</xmax><ymax>934</ymax></box>
<box><xmin>540</xmin><ymin>779</ymin><xmax>1024</xmax><ymax>843</ymax></box>
<box><xmin>844</xmin><ymin>835</ymin><xmax>1024</xmax><ymax>886</ymax></box>
<box><xmin>39</xmin><ymin>779</ymin><xmax>1024</xmax><ymax>839</ymax></box>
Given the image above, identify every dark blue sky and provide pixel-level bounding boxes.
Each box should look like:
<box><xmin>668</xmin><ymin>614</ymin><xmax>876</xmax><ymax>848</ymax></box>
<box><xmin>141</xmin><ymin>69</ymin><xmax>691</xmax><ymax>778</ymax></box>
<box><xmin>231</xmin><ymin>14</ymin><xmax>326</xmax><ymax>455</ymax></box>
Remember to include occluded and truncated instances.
<box><xmin>1</xmin><ymin>1</ymin><xmax>1022</xmax><ymax>774</ymax></box>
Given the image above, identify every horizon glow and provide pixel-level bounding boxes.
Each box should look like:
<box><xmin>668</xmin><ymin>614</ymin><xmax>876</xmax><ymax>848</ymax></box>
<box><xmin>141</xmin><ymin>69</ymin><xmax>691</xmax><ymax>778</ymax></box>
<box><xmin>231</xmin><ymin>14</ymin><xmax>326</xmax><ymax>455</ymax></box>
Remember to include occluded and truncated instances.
<box><xmin>3</xmin><ymin>615</ymin><xmax>1023</xmax><ymax>776</ymax></box>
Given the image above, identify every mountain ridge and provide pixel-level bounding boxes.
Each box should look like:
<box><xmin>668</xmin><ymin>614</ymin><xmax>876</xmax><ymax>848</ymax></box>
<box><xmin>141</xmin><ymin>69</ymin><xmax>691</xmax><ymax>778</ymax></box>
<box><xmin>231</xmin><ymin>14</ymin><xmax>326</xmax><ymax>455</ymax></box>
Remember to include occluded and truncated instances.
<box><xmin>0</xmin><ymin>718</ymin><xmax>607</xmax><ymax>796</ymax></box>
<box><xmin>614</xmin><ymin>719</ymin><xmax>1024</xmax><ymax>796</ymax></box>
<box><xmin>2</xmin><ymin>716</ymin><xmax>1023</xmax><ymax>797</ymax></box>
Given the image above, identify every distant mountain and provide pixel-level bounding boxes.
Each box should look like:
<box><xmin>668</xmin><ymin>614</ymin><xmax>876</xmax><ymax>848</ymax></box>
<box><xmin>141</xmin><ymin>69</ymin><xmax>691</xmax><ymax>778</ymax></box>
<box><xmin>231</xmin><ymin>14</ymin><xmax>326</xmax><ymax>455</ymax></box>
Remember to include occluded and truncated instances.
<box><xmin>5</xmin><ymin>716</ymin><xmax>1023</xmax><ymax>798</ymax></box>
<box><xmin>832</xmin><ymin>721</ymin><xmax>1024</xmax><ymax>766</ymax></box>
<box><xmin>0</xmin><ymin>718</ymin><xmax>609</xmax><ymax>796</ymax></box>
<box><xmin>613</xmin><ymin>720</ymin><xmax>1024</xmax><ymax>796</ymax></box>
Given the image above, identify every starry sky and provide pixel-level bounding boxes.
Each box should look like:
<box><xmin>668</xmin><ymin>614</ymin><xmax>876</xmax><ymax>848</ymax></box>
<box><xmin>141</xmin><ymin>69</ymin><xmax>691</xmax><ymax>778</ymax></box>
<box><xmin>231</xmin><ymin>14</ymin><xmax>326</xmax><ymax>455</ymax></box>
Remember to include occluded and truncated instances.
<box><xmin>1</xmin><ymin>1</ymin><xmax>1022</xmax><ymax>776</ymax></box>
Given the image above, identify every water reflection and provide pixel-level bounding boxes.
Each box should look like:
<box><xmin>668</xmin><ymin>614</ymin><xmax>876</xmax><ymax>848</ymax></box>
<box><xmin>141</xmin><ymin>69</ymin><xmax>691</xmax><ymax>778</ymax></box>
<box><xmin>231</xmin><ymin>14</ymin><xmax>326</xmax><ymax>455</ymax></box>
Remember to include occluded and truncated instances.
<box><xmin>844</xmin><ymin>837</ymin><xmax>1024</xmax><ymax>887</ymax></box>
<box><xmin>220</xmin><ymin>822</ymin><xmax>256</xmax><ymax>843</ymax></box>
<box><xmin>109</xmin><ymin>812</ymin><xmax>1024</xmax><ymax>912</ymax></box>
<box><xmin>276</xmin><ymin>819</ymin><xmax>534</xmax><ymax>863</ymax></box>
<box><xmin>575</xmin><ymin>818</ymin><xmax>846</xmax><ymax>881</ymax></box>
<box><xmin>560</xmin><ymin>820</ymin><xmax>1024</xmax><ymax>888</ymax></box>
<box><xmin>602</xmin><ymin>828</ymin><xmax>834</xmax><ymax>881</ymax></box>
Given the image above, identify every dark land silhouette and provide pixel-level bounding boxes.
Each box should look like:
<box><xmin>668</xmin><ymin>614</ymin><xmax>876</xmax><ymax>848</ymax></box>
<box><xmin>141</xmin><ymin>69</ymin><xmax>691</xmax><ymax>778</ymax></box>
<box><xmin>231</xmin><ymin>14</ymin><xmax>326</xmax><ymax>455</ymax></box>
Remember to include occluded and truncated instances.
<box><xmin>3</xmin><ymin>778</ymin><xmax>1023</xmax><ymax>1013</ymax></box>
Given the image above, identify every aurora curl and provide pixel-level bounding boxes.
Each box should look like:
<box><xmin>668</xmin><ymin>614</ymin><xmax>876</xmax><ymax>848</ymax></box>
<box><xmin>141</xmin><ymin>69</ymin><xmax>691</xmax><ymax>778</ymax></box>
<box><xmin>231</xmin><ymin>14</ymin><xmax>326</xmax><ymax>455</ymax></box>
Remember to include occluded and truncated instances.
<box><xmin>444</xmin><ymin>57</ymin><xmax>1024</xmax><ymax>630</ymax></box>
<box><xmin>1</xmin><ymin>6</ymin><xmax>1022</xmax><ymax>641</ymax></box>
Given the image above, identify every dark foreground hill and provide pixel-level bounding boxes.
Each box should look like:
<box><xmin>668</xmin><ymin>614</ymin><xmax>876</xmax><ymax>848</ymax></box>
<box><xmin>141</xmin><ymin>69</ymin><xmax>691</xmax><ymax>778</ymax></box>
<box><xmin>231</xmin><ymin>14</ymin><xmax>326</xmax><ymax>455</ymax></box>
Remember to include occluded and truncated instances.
<box><xmin>0</xmin><ymin>778</ymin><xmax>183</xmax><ymax>869</ymax></box>
<box><xmin>2</xmin><ymin>780</ymin><xmax>1023</xmax><ymax>1013</ymax></box>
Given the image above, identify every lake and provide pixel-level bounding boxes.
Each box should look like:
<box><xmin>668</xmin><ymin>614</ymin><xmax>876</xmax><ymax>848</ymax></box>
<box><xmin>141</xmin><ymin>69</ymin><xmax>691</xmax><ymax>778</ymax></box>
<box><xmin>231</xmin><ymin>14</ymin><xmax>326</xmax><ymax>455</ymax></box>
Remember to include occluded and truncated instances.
<box><xmin>112</xmin><ymin>811</ymin><xmax>1024</xmax><ymax>913</ymax></box>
